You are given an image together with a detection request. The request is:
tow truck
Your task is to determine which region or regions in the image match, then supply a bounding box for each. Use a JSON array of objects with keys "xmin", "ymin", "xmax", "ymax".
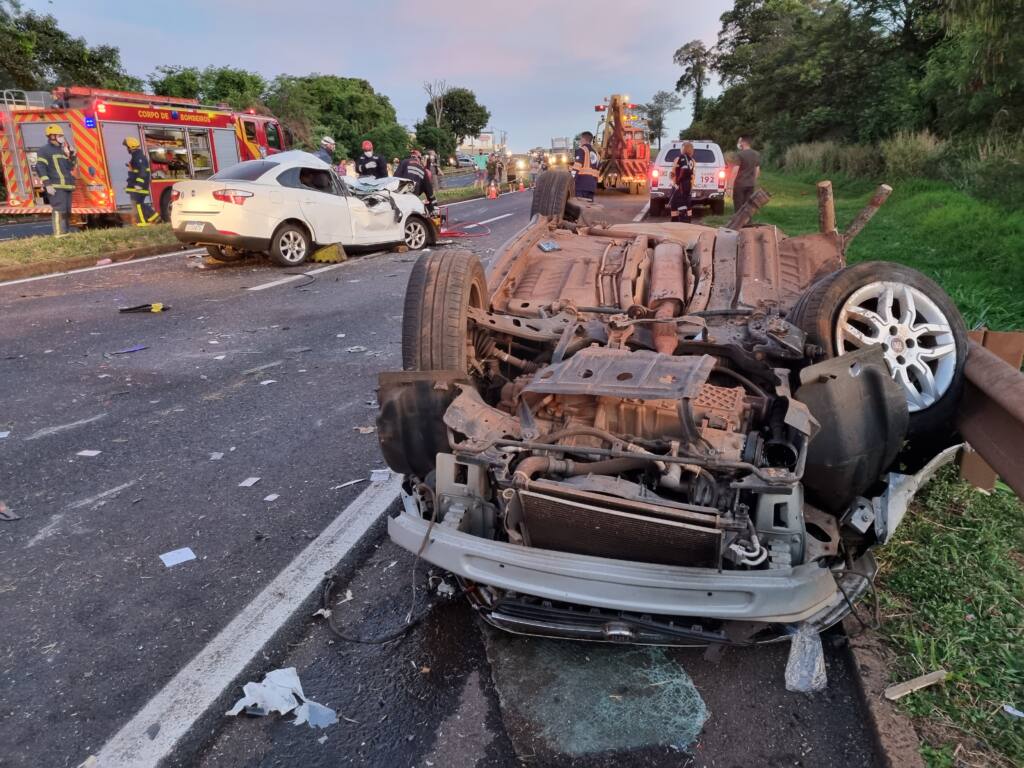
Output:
[{"xmin": 594, "ymin": 93, "xmax": 650, "ymax": 195}]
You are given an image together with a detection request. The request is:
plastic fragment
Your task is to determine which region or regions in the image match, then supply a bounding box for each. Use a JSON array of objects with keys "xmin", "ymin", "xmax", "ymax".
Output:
[
  {"xmin": 225, "ymin": 667, "xmax": 336, "ymax": 730},
  {"xmin": 331, "ymin": 478, "xmax": 365, "ymax": 490},
  {"xmin": 354, "ymin": 426, "xmax": 375, "ymax": 434},
  {"xmin": 159, "ymin": 547, "xmax": 196, "ymax": 568},
  {"xmin": 259, "ymin": 379, "xmax": 277, "ymax": 386},
  {"xmin": 884, "ymin": 670, "xmax": 948, "ymax": 701},
  {"xmin": 0, "ymin": 502, "xmax": 20, "ymax": 521},
  {"xmin": 263, "ymin": 494, "xmax": 279, "ymax": 502},
  {"xmin": 210, "ymin": 452, "xmax": 223, "ymax": 461},
  {"xmin": 346, "ymin": 345, "xmax": 367, "ymax": 353},
  {"xmin": 1003, "ymin": 704, "xmax": 1024, "ymax": 719},
  {"xmin": 370, "ymin": 468, "xmax": 390, "ymax": 484},
  {"xmin": 0, "ymin": 431, "xmax": 10, "ymax": 438},
  {"xmin": 76, "ymin": 449, "xmax": 102, "ymax": 457},
  {"xmin": 111, "ymin": 344, "xmax": 147, "ymax": 355},
  {"xmin": 784, "ymin": 624, "xmax": 827, "ymax": 693},
  {"xmin": 239, "ymin": 477, "xmax": 261, "ymax": 487}
]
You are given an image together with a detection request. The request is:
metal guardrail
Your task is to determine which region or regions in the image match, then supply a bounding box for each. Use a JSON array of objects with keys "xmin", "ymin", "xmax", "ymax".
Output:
[{"xmin": 956, "ymin": 340, "xmax": 1024, "ymax": 498}]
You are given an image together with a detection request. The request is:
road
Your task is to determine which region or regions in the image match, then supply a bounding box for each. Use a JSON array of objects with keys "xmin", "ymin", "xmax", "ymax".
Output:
[
  {"xmin": 0, "ymin": 188, "xmax": 878, "ymax": 768},
  {"xmin": 0, "ymin": 218, "xmax": 53, "ymax": 241}
]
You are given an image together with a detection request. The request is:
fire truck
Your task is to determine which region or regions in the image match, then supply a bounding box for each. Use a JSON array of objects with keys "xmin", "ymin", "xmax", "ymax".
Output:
[
  {"xmin": 593, "ymin": 93, "xmax": 651, "ymax": 194},
  {"xmin": 0, "ymin": 86, "xmax": 286, "ymax": 225}
]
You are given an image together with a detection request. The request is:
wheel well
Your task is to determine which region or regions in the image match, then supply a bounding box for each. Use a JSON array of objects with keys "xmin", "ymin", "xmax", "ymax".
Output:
[{"xmin": 274, "ymin": 218, "xmax": 312, "ymax": 243}]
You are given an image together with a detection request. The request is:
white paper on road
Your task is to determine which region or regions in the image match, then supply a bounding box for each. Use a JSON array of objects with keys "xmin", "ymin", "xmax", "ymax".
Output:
[
  {"xmin": 226, "ymin": 666, "xmax": 337, "ymax": 729},
  {"xmin": 159, "ymin": 547, "xmax": 196, "ymax": 568}
]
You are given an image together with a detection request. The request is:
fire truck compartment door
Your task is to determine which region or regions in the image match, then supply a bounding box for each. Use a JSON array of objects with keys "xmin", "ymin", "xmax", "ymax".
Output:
[
  {"xmin": 101, "ymin": 123, "xmax": 143, "ymax": 208},
  {"xmin": 212, "ymin": 129, "xmax": 240, "ymax": 171}
]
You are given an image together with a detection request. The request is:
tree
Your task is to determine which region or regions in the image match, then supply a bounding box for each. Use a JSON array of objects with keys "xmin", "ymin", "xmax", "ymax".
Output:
[
  {"xmin": 149, "ymin": 66, "xmax": 265, "ymax": 109},
  {"xmin": 673, "ymin": 41, "xmax": 712, "ymax": 121},
  {"xmin": 423, "ymin": 80, "xmax": 448, "ymax": 129},
  {"xmin": 639, "ymin": 90, "xmax": 682, "ymax": 148},
  {"xmin": 414, "ymin": 120, "xmax": 456, "ymax": 160},
  {"xmin": 426, "ymin": 87, "xmax": 490, "ymax": 144},
  {"xmin": 264, "ymin": 74, "xmax": 409, "ymax": 160},
  {"xmin": 0, "ymin": 2, "xmax": 140, "ymax": 91}
]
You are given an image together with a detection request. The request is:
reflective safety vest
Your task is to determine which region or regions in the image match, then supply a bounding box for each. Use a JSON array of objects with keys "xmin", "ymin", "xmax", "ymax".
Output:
[
  {"xmin": 125, "ymin": 148, "xmax": 152, "ymax": 195},
  {"xmin": 572, "ymin": 143, "xmax": 600, "ymax": 178},
  {"xmin": 35, "ymin": 142, "xmax": 77, "ymax": 190}
]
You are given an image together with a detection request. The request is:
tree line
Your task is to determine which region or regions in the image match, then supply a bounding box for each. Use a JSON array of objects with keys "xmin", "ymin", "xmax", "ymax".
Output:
[
  {"xmin": 0, "ymin": 1, "xmax": 490, "ymax": 163},
  {"xmin": 669, "ymin": 0, "xmax": 1023, "ymax": 155}
]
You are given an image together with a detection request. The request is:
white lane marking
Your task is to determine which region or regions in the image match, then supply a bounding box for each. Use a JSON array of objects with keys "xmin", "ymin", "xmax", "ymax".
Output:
[
  {"xmin": 462, "ymin": 213, "xmax": 514, "ymax": 230},
  {"xmin": 93, "ymin": 475, "xmax": 401, "ymax": 768},
  {"xmin": 245, "ymin": 252, "xmax": 385, "ymax": 292},
  {"xmin": 24, "ymin": 514, "xmax": 65, "ymax": 548},
  {"xmin": 24, "ymin": 413, "xmax": 106, "ymax": 441},
  {"xmin": 0, "ymin": 249, "xmax": 205, "ymax": 288},
  {"xmin": 633, "ymin": 202, "xmax": 651, "ymax": 222},
  {"xmin": 442, "ymin": 189, "xmax": 519, "ymax": 208}
]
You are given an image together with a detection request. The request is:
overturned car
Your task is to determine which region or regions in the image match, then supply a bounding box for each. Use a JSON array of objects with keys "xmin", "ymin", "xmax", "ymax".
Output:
[{"xmin": 377, "ymin": 179, "xmax": 967, "ymax": 646}]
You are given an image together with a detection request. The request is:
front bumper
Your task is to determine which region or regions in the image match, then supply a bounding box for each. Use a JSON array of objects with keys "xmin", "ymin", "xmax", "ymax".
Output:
[{"xmin": 389, "ymin": 496, "xmax": 842, "ymax": 624}]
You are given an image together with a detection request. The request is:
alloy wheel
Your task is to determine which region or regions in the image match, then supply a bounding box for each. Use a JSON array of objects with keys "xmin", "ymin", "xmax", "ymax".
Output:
[
  {"xmin": 278, "ymin": 230, "xmax": 307, "ymax": 263},
  {"xmin": 835, "ymin": 281, "xmax": 957, "ymax": 412},
  {"xmin": 404, "ymin": 220, "xmax": 427, "ymax": 250}
]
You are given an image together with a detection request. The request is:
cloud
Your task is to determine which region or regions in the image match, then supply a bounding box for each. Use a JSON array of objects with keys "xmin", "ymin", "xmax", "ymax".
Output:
[{"xmin": 33, "ymin": 0, "xmax": 731, "ymax": 148}]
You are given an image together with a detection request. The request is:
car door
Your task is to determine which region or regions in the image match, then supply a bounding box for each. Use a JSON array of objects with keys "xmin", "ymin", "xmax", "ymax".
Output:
[
  {"xmin": 346, "ymin": 187, "xmax": 402, "ymax": 245},
  {"xmin": 281, "ymin": 166, "xmax": 352, "ymax": 244}
]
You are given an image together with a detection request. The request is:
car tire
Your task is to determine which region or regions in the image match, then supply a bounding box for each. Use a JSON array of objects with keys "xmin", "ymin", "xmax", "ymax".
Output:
[
  {"xmin": 403, "ymin": 216, "xmax": 431, "ymax": 250},
  {"xmin": 269, "ymin": 223, "xmax": 310, "ymax": 266},
  {"xmin": 649, "ymin": 198, "xmax": 665, "ymax": 218},
  {"xmin": 711, "ymin": 199, "xmax": 725, "ymax": 216},
  {"xmin": 530, "ymin": 170, "xmax": 572, "ymax": 219},
  {"xmin": 402, "ymin": 249, "xmax": 487, "ymax": 372},
  {"xmin": 159, "ymin": 189, "xmax": 173, "ymax": 223},
  {"xmin": 789, "ymin": 261, "xmax": 967, "ymax": 437}
]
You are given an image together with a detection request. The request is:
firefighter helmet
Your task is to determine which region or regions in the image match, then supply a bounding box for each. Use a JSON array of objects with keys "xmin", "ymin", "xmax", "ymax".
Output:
[
  {"xmin": 321, "ymin": 136, "xmax": 336, "ymax": 148},
  {"xmin": 361, "ymin": 140, "xmax": 373, "ymax": 151},
  {"xmin": 44, "ymin": 124, "xmax": 64, "ymax": 137},
  {"xmin": 123, "ymin": 136, "xmax": 141, "ymax": 150}
]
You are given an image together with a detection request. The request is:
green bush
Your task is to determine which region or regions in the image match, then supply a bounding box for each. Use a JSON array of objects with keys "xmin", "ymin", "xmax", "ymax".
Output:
[
  {"xmin": 960, "ymin": 132, "xmax": 1024, "ymax": 209},
  {"xmin": 880, "ymin": 130, "xmax": 946, "ymax": 179},
  {"xmin": 834, "ymin": 144, "xmax": 883, "ymax": 177},
  {"xmin": 781, "ymin": 141, "xmax": 837, "ymax": 173}
]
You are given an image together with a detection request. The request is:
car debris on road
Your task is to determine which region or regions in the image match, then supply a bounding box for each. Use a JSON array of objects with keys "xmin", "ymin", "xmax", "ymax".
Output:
[
  {"xmin": 226, "ymin": 667, "xmax": 337, "ymax": 730},
  {"xmin": 377, "ymin": 174, "xmax": 970, "ymax": 677}
]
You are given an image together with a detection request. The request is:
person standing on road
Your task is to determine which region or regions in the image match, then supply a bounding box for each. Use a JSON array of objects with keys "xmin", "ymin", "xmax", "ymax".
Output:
[
  {"xmin": 123, "ymin": 136, "xmax": 160, "ymax": 226},
  {"xmin": 394, "ymin": 149, "xmax": 437, "ymax": 212},
  {"xmin": 355, "ymin": 140, "xmax": 387, "ymax": 179},
  {"xmin": 669, "ymin": 141, "xmax": 696, "ymax": 223},
  {"xmin": 529, "ymin": 154, "xmax": 541, "ymax": 187},
  {"xmin": 425, "ymin": 150, "xmax": 444, "ymax": 190},
  {"xmin": 35, "ymin": 124, "xmax": 77, "ymax": 236},
  {"xmin": 733, "ymin": 136, "xmax": 761, "ymax": 212},
  {"xmin": 314, "ymin": 136, "xmax": 335, "ymax": 165},
  {"xmin": 571, "ymin": 131, "xmax": 600, "ymax": 201}
]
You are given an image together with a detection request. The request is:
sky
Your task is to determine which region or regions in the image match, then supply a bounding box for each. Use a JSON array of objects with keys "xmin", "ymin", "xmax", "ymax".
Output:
[{"xmin": 27, "ymin": 0, "xmax": 732, "ymax": 151}]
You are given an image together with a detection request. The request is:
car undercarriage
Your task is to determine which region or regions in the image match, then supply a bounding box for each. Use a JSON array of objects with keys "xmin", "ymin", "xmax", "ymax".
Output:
[{"xmin": 377, "ymin": 179, "xmax": 968, "ymax": 653}]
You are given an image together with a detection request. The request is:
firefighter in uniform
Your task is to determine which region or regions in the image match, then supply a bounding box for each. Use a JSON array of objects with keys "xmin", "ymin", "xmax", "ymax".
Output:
[
  {"xmin": 123, "ymin": 137, "xmax": 160, "ymax": 226},
  {"xmin": 35, "ymin": 124, "xmax": 77, "ymax": 236},
  {"xmin": 355, "ymin": 140, "xmax": 387, "ymax": 179},
  {"xmin": 394, "ymin": 149, "xmax": 437, "ymax": 212},
  {"xmin": 669, "ymin": 142, "xmax": 696, "ymax": 223},
  {"xmin": 571, "ymin": 130, "xmax": 600, "ymax": 201}
]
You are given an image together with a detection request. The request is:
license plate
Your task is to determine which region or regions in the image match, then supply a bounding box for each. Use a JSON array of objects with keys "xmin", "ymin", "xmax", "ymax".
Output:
[
  {"xmin": 185, "ymin": 222, "xmax": 204, "ymax": 233},
  {"xmin": 697, "ymin": 174, "xmax": 717, "ymax": 187}
]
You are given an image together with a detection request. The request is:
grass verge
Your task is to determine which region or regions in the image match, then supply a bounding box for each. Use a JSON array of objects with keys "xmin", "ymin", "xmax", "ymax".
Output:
[
  {"xmin": 701, "ymin": 170, "xmax": 1024, "ymax": 330},
  {"xmin": 876, "ymin": 471, "xmax": 1024, "ymax": 767},
  {"xmin": 437, "ymin": 186, "xmax": 486, "ymax": 204},
  {"xmin": 0, "ymin": 223, "xmax": 176, "ymax": 268}
]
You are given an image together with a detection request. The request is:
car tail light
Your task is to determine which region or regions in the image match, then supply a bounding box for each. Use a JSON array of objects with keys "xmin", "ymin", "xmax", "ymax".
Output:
[
  {"xmin": 212, "ymin": 188, "xmax": 253, "ymax": 205},
  {"xmin": 170, "ymin": 189, "xmax": 181, "ymax": 202},
  {"xmin": 651, "ymin": 167, "xmax": 660, "ymax": 183},
  {"xmin": 718, "ymin": 169, "xmax": 726, "ymax": 189}
]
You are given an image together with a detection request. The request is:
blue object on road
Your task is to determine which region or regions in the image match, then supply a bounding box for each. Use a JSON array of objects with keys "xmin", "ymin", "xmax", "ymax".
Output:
[
  {"xmin": 538, "ymin": 240, "xmax": 561, "ymax": 252},
  {"xmin": 111, "ymin": 344, "xmax": 148, "ymax": 354}
]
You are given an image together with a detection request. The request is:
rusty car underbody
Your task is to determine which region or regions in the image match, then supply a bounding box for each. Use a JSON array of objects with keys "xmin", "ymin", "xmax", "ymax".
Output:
[{"xmin": 377, "ymin": 184, "xmax": 968, "ymax": 648}]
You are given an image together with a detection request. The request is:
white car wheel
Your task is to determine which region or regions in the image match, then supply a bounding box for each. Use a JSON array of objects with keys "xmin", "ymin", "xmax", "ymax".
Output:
[
  {"xmin": 404, "ymin": 219, "xmax": 428, "ymax": 250},
  {"xmin": 835, "ymin": 281, "xmax": 958, "ymax": 412},
  {"xmin": 271, "ymin": 225, "xmax": 310, "ymax": 266}
]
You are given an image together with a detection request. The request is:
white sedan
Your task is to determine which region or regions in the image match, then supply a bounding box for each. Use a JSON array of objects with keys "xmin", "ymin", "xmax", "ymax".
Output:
[{"xmin": 170, "ymin": 150, "xmax": 436, "ymax": 265}]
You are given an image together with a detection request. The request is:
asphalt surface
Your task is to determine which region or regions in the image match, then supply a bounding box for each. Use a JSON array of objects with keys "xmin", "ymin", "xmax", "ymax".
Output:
[
  {"xmin": 0, "ymin": 188, "xmax": 879, "ymax": 768},
  {"xmin": 0, "ymin": 218, "xmax": 54, "ymax": 241}
]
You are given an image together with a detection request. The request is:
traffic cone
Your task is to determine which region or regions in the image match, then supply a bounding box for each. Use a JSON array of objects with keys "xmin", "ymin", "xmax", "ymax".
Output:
[
  {"xmin": 518, "ymin": 180, "xmax": 525, "ymax": 192},
  {"xmin": 487, "ymin": 181, "xmax": 497, "ymax": 200}
]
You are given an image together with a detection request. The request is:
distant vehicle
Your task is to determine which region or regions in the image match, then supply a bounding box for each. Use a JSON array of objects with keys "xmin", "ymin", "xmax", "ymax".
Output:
[
  {"xmin": 456, "ymin": 155, "xmax": 476, "ymax": 168},
  {"xmin": 649, "ymin": 140, "xmax": 727, "ymax": 217},
  {"xmin": 170, "ymin": 150, "xmax": 435, "ymax": 265},
  {"xmin": 546, "ymin": 138, "xmax": 571, "ymax": 169},
  {"xmin": 593, "ymin": 94, "xmax": 650, "ymax": 194}
]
